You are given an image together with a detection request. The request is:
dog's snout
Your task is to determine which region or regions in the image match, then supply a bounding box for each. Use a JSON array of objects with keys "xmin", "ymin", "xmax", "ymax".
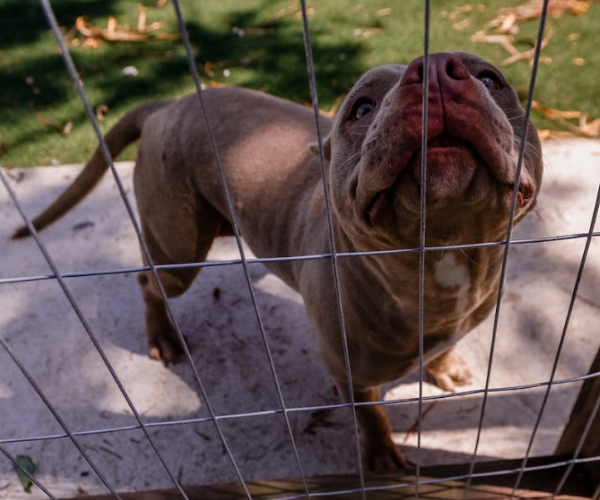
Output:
[{"xmin": 400, "ymin": 52, "xmax": 470, "ymax": 94}]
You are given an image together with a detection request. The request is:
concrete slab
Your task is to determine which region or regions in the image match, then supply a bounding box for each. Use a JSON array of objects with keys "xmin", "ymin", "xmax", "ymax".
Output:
[{"xmin": 0, "ymin": 138, "xmax": 599, "ymax": 499}]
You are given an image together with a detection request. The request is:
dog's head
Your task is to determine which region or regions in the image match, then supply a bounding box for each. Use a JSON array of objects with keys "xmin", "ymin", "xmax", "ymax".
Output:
[{"xmin": 316, "ymin": 52, "xmax": 543, "ymax": 249}]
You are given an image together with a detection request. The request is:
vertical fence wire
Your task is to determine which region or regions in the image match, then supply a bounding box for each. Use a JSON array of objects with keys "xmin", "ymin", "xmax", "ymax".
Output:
[
  {"xmin": 298, "ymin": 1, "xmax": 366, "ymax": 497},
  {"xmin": 416, "ymin": 0, "xmax": 431, "ymax": 496},
  {"xmin": 170, "ymin": 0, "xmax": 312, "ymax": 497},
  {"xmin": 463, "ymin": 0, "xmax": 550, "ymax": 496},
  {"xmin": 33, "ymin": 0, "xmax": 253, "ymax": 498},
  {"xmin": 0, "ymin": 444, "xmax": 57, "ymax": 500}
]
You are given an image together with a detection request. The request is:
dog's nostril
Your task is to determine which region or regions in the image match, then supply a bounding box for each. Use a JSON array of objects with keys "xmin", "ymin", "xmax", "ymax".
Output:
[{"xmin": 444, "ymin": 58, "xmax": 469, "ymax": 80}]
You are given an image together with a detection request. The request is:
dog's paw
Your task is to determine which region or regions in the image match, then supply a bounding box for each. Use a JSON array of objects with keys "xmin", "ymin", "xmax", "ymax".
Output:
[
  {"xmin": 426, "ymin": 349, "xmax": 473, "ymax": 392},
  {"xmin": 366, "ymin": 438, "xmax": 412, "ymax": 471},
  {"xmin": 148, "ymin": 334, "xmax": 186, "ymax": 366}
]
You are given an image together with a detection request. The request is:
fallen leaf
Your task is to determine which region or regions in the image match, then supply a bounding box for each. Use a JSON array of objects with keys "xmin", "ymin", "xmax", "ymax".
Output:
[
  {"xmin": 62, "ymin": 121, "xmax": 73, "ymax": 134},
  {"xmin": 453, "ymin": 18, "xmax": 472, "ymax": 30},
  {"xmin": 533, "ymin": 101, "xmax": 600, "ymax": 139},
  {"xmin": 29, "ymin": 103, "xmax": 63, "ymax": 132},
  {"xmin": 13, "ymin": 455, "xmax": 36, "ymax": 493},
  {"xmin": 137, "ymin": 4, "xmax": 147, "ymax": 32},
  {"xmin": 268, "ymin": 2, "xmax": 300, "ymax": 21},
  {"xmin": 95, "ymin": 104, "xmax": 109, "ymax": 120},
  {"xmin": 72, "ymin": 12, "xmax": 178, "ymax": 47},
  {"xmin": 375, "ymin": 8, "xmax": 392, "ymax": 17},
  {"xmin": 532, "ymin": 100, "xmax": 581, "ymax": 120},
  {"xmin": 572, "ymin": 57, "xmax": 585, "ymax": 65},
  {"xmin": 472, "ymin": 0, "xmax": 595, "ymax": 64}
]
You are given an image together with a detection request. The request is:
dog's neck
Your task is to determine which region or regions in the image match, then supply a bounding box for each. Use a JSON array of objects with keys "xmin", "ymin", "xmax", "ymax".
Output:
[{"xmin": 336, "ymin": 237, "xmax": 504, "ymax": 343}]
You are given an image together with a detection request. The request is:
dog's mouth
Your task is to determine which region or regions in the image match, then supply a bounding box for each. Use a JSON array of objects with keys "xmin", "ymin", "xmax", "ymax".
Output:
[
  {"xmin": 365, "ymin": 134, "xmax": 475, "ymax": 226},
  {"xmin": 363, "ymin": 134, "xmax": 535, "ymax": 227},
  {"xmin": 427, "ymin": 134, "xmax": 468, "ymax": 150}
]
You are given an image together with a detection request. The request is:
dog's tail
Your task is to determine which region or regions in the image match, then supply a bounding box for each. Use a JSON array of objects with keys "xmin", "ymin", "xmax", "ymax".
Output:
[{"xmin": 12, "ymin": 99, "xmax": 173, "ymax": 239}]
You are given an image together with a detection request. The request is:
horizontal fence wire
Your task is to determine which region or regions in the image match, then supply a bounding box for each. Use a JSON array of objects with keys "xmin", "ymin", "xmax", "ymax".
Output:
[
  {"xmin": 2, "ymin": 231, "xmax": 598, "ymax": 286},
  {"xmin": 0, "ymin": 0, "xmax": 599, "ymax": 497},
  {"xmin": 2, "ymin": 369, "xmax": 598, "ymax": 446}
]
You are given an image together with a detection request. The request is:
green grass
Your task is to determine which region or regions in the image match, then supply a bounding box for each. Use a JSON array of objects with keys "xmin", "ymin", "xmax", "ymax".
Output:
[{"xmin": 1, "ymin": 0, "xmax": 599, "ymax": 167}]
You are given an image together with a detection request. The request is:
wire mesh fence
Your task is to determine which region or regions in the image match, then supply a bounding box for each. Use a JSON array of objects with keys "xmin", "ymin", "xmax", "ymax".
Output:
[{"xmin": 1, "ymin": 0, "xmax": 599, "ymax": 499}]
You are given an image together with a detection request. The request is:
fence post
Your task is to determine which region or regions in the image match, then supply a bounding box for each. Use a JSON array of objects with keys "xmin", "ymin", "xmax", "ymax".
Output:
[{"xmin": 555, "ymin": 347, "xmax": 600, "ymax": 484}]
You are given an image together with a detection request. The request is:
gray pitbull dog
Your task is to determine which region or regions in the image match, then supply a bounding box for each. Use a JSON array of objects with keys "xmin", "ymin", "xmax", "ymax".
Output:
[{"xmin": 14, "ymin": 52, "xmax": 543, "ymax": 469}]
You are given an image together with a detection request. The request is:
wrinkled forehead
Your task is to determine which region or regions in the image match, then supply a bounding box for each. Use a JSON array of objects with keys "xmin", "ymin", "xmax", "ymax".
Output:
[
  {"xmin": 450, "ymin": 51, "xmax": 505, "ymax": 76},
  {"xmin": 340, "ymin": 52, "xmax": 505, "ymax": 111},
  {"xmin": 343, "ymin": 64, "xmax": 406, "ymax": 103}
]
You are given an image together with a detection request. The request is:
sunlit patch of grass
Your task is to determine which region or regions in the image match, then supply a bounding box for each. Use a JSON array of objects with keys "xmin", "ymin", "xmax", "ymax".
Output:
[{"xmin": 1, "ymin": 0, "xmax": 598, "ymax": 167}]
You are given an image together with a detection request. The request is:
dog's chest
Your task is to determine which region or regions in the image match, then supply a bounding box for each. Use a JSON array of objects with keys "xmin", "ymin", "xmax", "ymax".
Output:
[{"xmin": 432, "ymin": 253, "xmax": 471, "ymax": 315}]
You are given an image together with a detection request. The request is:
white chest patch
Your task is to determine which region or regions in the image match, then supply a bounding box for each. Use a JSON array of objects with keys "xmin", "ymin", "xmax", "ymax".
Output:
[{"xmin": 434, "ymin": 253, "xmax": 471, "ymax": 314}]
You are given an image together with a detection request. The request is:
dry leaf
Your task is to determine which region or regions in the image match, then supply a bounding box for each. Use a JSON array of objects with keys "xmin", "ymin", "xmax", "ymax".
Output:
[
  {"xmin": 533, "ymin": 101, "xmax": 600, "ymax": 139},
  {"xmin": 321, "ymin": 95, "xmax": 345, "ymax": 118},
  {"xmin": 268, "ymin": 1, "xmax": 300, "ymax": 21},
  {"xmin": 375, "ymin": 8, "xmax": 392, "ymax": 17},
  {"xmin": 472, "ymin": 0, "xmax": 596, "ymax": 65},
  {"xmin": 294, "ymin": 6, "xmax": 314, "ymax": 19},
  {"xmin": 95, "ymin": 104, "xmax": 109, "ymax": 120},
  {"xmin": 72, "ymin": 12, "xmax": 178, "ymax": 47},
  {"xmin": 353, "ymin": 28, "xmax": 382, "ymax": 39},
  {"xmin": 532, "ymin": 101, "xmax": 581, "ymax": 120},
  {"xmin": 62, "ymin": 121, "xmax": 73, "ymax": 135},
  {"xmin": 580, "ymin": 118, "xmax": 600, "ymax": 137},
  {"xmin": 204, "ymin": 61, "xmax": 215, "ymax": 78},
  {"xmin": 137, "ymin": 4, "xmax": 147, "ymax": 32},
  {"xmin": 453, "ymin": 18, "xmax": 472, "ymax": 30}
]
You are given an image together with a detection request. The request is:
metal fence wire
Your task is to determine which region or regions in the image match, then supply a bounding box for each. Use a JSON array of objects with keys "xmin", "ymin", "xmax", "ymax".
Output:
[{"xmin": 1, "ymin": 0, "xmax": 599, "ymax": 499}]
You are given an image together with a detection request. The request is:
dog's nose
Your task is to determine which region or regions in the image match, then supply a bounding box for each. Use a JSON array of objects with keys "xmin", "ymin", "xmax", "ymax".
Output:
[{"xmin": 400, "ymin": 52, "xmax": 470, "ymax": 95}]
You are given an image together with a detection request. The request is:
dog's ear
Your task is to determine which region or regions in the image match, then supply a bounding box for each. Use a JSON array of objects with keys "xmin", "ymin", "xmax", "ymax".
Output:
[{"xmin": 309, "ymin": 135, "xmax": 331, "ymax": 162}]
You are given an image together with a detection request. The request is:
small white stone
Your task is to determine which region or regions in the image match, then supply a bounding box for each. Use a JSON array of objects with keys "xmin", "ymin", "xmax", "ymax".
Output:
[{"xmin": 122, "ymin": 66, "xmax": 139, "ymax": 77}]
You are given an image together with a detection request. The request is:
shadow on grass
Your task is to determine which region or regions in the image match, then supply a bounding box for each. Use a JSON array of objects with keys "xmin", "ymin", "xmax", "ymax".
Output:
[{"xmin": 1, "ymin": 0, "xmax": 363, "ymax": 166}]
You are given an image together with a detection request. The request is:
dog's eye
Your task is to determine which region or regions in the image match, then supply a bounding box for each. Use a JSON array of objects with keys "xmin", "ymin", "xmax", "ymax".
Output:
[
  {"xmin": 477, "ymin": 71, "xmax": 501, "ymax": 91},
  {"xmin": 350, "ymin": 98, "xmax": 376, "ymax": 120}
]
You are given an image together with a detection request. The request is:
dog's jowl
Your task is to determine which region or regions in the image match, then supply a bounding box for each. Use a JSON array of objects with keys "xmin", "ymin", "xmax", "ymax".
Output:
[{"xmin": 14, "ymin": 52, "xmax": 543, "ymax": 470}]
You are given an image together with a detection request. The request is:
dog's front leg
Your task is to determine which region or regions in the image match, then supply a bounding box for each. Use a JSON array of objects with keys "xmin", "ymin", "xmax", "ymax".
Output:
[{"xmin": 339, "ymin": 384, "xmax": 410, "ymax": 470}]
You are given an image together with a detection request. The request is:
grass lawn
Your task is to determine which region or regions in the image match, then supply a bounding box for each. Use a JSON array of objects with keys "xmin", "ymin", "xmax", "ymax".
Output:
[{"xmin": 1, "ymin": 0, "xmax": 599, "ymax": 167}]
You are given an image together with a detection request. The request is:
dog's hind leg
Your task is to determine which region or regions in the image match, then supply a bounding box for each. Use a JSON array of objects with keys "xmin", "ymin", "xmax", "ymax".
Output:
[{"xmin": 136, "ymin": 190, "xmax": 226, "ymax": 365}]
